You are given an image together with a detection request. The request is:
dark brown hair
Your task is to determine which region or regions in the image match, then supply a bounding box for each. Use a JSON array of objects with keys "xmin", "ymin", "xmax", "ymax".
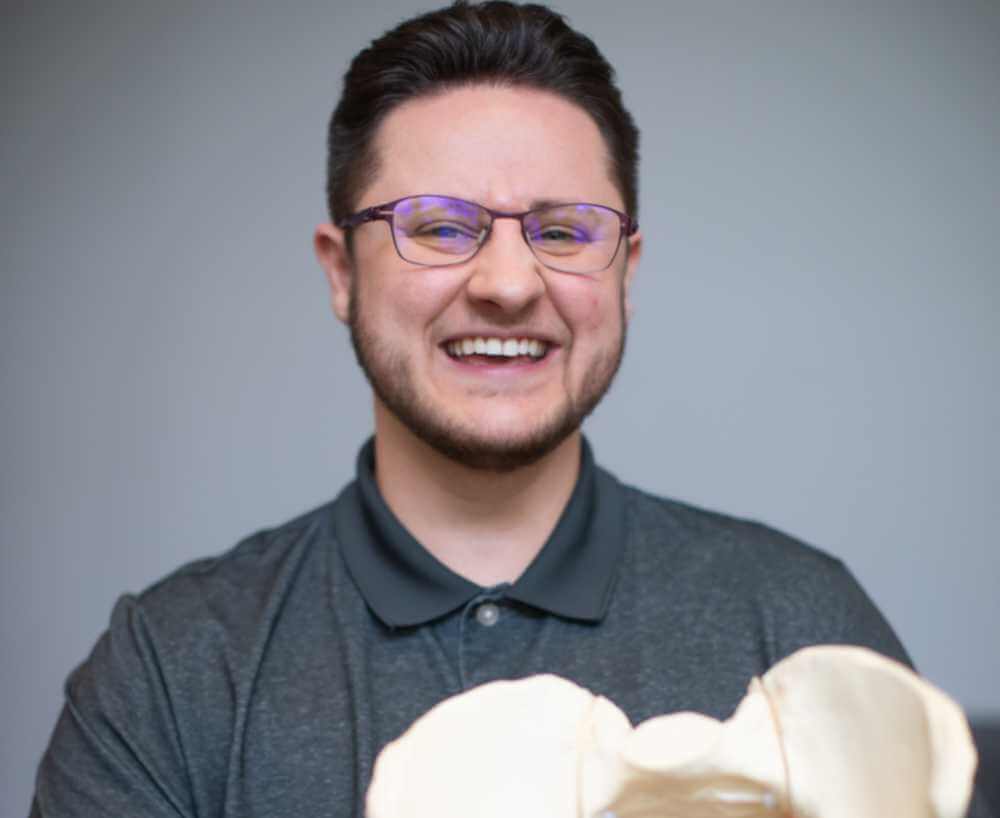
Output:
[{"xmin": 326, "ymin": 1, "xmax": 640, "ymax": 224}]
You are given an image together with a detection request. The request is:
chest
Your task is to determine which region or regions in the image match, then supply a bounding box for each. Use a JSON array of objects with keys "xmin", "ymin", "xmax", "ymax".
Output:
[{"xmin": 222, "ymin": 593, "xmax": 768, "ymax": 818}]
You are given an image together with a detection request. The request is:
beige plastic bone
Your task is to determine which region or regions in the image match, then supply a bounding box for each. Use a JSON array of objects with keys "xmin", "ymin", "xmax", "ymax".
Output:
[
  {"xmin": 365, "ymin": 646, "xmax": 977, "ymax": 818},
  {"xmin": 757, "ymin": 646, "xmax": 977, "ymax": 818}
]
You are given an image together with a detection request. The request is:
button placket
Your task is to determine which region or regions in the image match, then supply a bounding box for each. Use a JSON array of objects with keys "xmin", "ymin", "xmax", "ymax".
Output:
[{"xmin": 457, "ymin": 590, "xmax": 508, "ymax": 689}]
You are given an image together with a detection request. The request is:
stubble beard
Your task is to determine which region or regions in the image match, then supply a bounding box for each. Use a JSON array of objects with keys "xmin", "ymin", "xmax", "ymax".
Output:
[{"xmin": 347, "ymin": 280, "xmax": 627, "ymax": 473}]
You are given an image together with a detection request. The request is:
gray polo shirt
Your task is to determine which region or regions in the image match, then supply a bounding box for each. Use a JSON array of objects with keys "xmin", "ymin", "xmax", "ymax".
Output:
[{"xmin": 32, "ymin": 439, "xmax": 990, "ymax": 818}]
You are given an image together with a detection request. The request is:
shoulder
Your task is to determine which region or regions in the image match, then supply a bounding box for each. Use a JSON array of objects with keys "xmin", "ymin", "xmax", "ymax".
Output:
[
  {"xmin": 619, "ymin": 481, "xmax": 842, "ymax": 578},
  {"xmin": 130, "ymin": 498, "xmax": 341, "ymax": 650},
  {"xmin": 140, "ymin": 500, "xmax": 335, "ymax": 603},
  {"xmin": 615, "ymin": 480, "xmax": 910, "ymax": 665},
  {"xmin": 73, "ymin": 496, "xmax": 344, "ymax": 704}
]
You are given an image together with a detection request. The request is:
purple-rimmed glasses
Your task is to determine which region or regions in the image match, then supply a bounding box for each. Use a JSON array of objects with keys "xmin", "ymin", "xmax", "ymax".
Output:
[{"xmin": 337, "ymin": 194, "xmax": 638, "ymax": 275}]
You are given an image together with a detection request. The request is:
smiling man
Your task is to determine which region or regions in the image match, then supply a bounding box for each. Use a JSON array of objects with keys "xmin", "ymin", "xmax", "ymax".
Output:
[{"xmin": 30, "ymin": 3, "xmax": 992, "ymax": 818}]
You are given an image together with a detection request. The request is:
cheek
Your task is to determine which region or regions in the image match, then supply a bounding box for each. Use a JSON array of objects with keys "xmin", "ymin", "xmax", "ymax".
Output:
[
  {"xmin": 355, "ymin": 231, "xmax": 434, "ymax": 313},
  {"xmin": 359, "ymin": 260, "xmax": 466, "ymax": 333},
  {"xmin": 393, "ymin": 276, "xmax": 432, "ymax": 314},
  {"xmin": 549, "ymin": 277, "xmax": 622, "ymax": 337},
  {"xmin": 580, "ymin": 293, "xmax": 608, "ymax": 332},
  {"xmin": 397, "ymin": 270, "xmax": 469, "ymax": 317}
]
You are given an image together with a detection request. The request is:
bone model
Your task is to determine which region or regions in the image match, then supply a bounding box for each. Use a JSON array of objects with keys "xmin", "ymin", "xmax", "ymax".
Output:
[{"xmin": 366, "ymin": 645, "xmax": 977, "ymax": 818}]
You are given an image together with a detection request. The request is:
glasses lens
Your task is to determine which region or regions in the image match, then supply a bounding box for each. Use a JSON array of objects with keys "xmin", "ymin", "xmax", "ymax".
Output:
[
  {"xmin": 392, "ymin": 196, "xmax": 490, "ymax": 265},
  {"xmin": 524, "ymin": 204, "xmax": 622, "ymax": 273}
]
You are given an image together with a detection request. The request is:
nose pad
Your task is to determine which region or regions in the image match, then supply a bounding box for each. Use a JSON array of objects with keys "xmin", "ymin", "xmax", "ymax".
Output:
[{"xmin": 465, "ymin": 219, "xmax": 545, "ymax": 312}]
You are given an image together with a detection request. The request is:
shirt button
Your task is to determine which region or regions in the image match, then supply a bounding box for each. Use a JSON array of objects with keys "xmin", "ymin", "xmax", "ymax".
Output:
[{"xmin": 475, "ymin": 602, "xmax": 500, "ymax": 627}]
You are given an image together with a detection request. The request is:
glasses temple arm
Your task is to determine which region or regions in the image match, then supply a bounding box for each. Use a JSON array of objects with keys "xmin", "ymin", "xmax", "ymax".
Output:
[{"xmin": 336, "ymin": 206, "xmax": 393, "ymax": 229}]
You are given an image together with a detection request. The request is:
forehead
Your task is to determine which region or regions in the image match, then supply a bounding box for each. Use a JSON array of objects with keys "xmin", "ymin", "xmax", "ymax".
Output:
[{"xmin": 364, "ymin": 85, "xmax": 622, "ymax": 211}]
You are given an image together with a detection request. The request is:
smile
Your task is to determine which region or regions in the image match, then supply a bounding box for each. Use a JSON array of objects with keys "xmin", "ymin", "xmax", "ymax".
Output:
[{"xmin": 444, "ymin": 337, "xmax": 550, "ymax": 361}]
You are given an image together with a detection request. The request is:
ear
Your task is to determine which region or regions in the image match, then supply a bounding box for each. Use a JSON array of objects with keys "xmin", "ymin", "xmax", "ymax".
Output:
[
  {"xmin": 623, "ymin": 230, "xmax": 642, "ymax": 321},
  {"xmin": 314, "ymin": 222, "xmax": 353, "ymax": 324}
]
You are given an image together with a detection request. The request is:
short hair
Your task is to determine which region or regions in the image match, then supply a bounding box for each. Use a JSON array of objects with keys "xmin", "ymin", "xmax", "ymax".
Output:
[{"xmin": 326, "ymin": 0, "xmax": 640, "ymax": 226}]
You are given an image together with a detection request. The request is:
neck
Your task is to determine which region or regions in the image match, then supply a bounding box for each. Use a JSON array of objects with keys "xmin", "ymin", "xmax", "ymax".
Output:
[{"xmin": 372, "ymin": 402, "xmax": 581, "ymax": 587}]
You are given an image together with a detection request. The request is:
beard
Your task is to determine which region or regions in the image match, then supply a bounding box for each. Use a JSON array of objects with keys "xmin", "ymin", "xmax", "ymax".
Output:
[{"xmin": 347, "ymin": 280, "xmax": 627, "ymax": 473}]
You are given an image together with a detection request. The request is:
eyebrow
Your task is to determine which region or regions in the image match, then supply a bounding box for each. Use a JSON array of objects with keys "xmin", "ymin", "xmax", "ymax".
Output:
[
  {"xmin": 430, "ymin": 195, "xmax": 597, "ymax": 212},
  {"xmin": 527, "ymin": 198, "xmax": 577, "ymax": 210}
]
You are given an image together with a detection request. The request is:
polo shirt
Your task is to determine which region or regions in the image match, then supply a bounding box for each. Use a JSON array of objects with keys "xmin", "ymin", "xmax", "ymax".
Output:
[{"xmin": 34, "ymin": 438, "xmax": 990, "ymax": 818}]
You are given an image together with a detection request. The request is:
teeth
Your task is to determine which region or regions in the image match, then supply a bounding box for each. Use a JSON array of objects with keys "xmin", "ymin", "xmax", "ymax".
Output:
[{"xmin": 446, "ymin": 337, "xmax": 549, "ymax": 359}]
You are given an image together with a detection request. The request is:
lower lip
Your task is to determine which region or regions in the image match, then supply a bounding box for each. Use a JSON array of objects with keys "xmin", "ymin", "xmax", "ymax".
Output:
[{"xmin": 441, "ymin": 347, "xmax": 558, "ymax": 376}]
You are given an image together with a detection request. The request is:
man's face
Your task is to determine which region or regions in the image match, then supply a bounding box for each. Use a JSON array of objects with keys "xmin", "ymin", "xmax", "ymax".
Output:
[{"xmin": 319, "ymin": 85, "xmax": 641, "ymax": 470}]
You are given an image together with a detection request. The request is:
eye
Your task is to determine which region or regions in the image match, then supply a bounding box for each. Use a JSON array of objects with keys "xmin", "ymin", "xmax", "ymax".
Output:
[
  {"xmin": 529, "ymin": 224, "xmax": 590, "ymax": 245},
  {"xmin": 411, "ymin": 221, "xmax": 480, "ymax": 240}
]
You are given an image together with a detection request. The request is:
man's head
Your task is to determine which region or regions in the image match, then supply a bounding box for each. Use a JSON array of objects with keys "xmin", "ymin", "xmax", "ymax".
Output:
[{"xmin": 316, "ymin": 2, "xmax": 642, "ymax": 471}]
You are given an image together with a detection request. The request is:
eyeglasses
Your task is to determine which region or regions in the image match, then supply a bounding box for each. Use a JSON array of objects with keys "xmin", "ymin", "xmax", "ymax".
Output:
[{"xmin": 337, "ymin": 194, "xmax": 638, "ymax": 275}]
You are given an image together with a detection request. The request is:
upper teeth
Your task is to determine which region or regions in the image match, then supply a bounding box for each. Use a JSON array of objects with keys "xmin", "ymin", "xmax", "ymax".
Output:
[{"xmin": 446, "ymin": 337, "xmax": 548, "ymax": 358}]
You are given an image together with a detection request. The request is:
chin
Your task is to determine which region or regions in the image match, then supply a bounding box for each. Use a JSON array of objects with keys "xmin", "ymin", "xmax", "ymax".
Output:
[
  {"xmin": 392, "ymin": 401, "xmax": 581, "ymax": 472},
  {"xmin": 354, "ymin": 352, "xmax": 622, "ymax": 471}
]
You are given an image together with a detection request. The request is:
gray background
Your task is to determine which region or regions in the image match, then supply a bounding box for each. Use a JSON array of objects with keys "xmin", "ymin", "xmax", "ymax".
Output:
[{"xmin": 3, "ymin": 1, "xmax": 998, "ymax": 814}]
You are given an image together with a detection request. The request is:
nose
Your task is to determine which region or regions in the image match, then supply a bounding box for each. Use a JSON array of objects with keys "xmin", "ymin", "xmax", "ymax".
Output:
[{"xmin": 464, "ymin": 217, "xmax": 546, "ymax": 314}]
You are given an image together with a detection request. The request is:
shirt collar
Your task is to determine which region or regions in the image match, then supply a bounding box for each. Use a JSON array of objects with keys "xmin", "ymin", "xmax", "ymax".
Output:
[{"xmin": 331, "ymin": 436, "xmax": 625, "ymax": 628}]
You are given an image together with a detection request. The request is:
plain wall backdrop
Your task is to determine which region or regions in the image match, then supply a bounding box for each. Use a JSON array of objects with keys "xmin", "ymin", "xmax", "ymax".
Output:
[{"xmin": 3, "ymin": 1, "xmax": 998, "ymax": 814}]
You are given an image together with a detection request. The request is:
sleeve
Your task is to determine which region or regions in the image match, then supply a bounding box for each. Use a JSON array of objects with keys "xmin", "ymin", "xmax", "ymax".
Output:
[
  {"xmin": 968, "ymin": 788, "xmax": 997, "ymax": 818},
  {"xmin": 767, "ymin": 556, "xmax": 913, "ymax": 666},
  {"xmin": 763, "ymin": 554, "xmax": 995, "ymax": 818},
  {"xmin": 31, "ymin": 596, "xmax": 196, "ymax": 818}
]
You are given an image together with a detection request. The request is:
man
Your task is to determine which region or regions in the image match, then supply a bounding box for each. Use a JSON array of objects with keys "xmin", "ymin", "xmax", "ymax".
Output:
[{"xmin": 30, "ymin": 3, "xmax": 992, "ymax": 817}]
